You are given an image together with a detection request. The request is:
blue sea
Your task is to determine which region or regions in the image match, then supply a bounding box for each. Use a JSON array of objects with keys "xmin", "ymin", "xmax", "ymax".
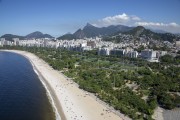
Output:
[{"xmin": 0, "ymin": 51, "xmax": 55, "ymax": 120}]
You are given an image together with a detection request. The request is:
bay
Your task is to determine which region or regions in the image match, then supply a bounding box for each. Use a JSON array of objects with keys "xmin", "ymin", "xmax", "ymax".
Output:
[{"xmin": 0, "ymin": 51, "xmax": 55, "ymax": 120}]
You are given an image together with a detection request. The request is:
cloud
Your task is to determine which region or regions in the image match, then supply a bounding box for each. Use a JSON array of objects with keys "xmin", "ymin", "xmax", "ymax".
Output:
[
  {"xmin": 135, "ymin": 22, "xmax": 179, "ymax": 27},
  {"xmin": 92, "ymin": 13, "xmax": 140, "ymax": 27},
  {"xmin": 135, "ymin": 22, "xmax": 180, "ymax": 33},
  {"xmin": 92, "ymin": 13, "xmax": 180, "ymax": 33},
  {"xmin": 131, "ymin": 15, "xmax": 141, "ymax": 21}
]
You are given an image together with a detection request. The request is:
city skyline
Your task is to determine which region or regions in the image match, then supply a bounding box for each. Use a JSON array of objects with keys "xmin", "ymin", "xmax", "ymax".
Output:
[{"xmin": 0, "ymin": 0, "xmax": 180, "ymax": 37}]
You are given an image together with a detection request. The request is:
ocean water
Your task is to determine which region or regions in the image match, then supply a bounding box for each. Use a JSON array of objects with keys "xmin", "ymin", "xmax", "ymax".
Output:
[{"xmin": 0, "ymin": 51, "xmax": 55, "ymax": 120}]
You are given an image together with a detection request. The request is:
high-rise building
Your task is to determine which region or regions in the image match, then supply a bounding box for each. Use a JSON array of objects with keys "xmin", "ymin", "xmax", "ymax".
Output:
[
  {"xmin": 87, "ymin": 41, "xmax": 96, "ymax": 48},
  {"xmin": 176, "ymin": 41, "xmax": 180, "ymax": 48},
  {"xmin": 126, "ymin": 51, "xmax": 138, "ymax": 58},
  {"xmin": 12, "ymin": 38, "xmax": 20, "ymax": 46},
  {"xmin": 98, "ymin": 48, "xmax": 111, "ymax": 55},
  {"xmin": 110, "ymin": 49, "xmax": 125, "ymax": 56},
  {"xmin": 0, "ymin": 38, "xmax": 5, "ymax": 46},
  {"xmin": 141, "ymin": 49, "xmax": 157, "ymax": 61}
]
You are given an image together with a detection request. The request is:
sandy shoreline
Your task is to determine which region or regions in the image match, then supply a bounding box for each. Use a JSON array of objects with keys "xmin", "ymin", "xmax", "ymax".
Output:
[
  {"xmin": 2, "ymin": 50, "xmax": 128, "ymax": 120},
  {"xmin": 32, "ymin": 63, "xmax": 65, "ymax": 120}
]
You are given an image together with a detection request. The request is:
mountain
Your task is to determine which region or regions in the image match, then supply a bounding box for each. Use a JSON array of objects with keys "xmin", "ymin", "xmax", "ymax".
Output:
[
  {"xmin": 58, "ymin": 33, "xmax": 75, "ymax": 40},
  {"xmin": 0, "ymin": 34, "xmax": 25, "ymax": 41},
  {"xmin": 104, "ymin": 26, "xmax": 179, "ymax": 43},
  {"xmin": 25, "ymin": 31, "xmax": 54, "ymax": 39},
  {"xmin": 125, "ymin": 26, "xmax": 179, "ymax": 42},
  {"xmin": 73, "ymin": 29, "xmax": 86, "ymax": 39},
  {"xmin": 1, "ymin": 31, "xmax": 54, "ymax": 40},
  {"xmin": 58, "ymin": 23, "xmax": 133, "ymax": 40},
  {"xmin": 150, "ymin": 29, "xmax": 168, "ymax": 34},
  {"xmin": 175, "ymin": 33, "xmax": 180, "ymax": 36},
  {"xmin": 124, "ymin": 26, "xmax": 155, "ymax": 37}
]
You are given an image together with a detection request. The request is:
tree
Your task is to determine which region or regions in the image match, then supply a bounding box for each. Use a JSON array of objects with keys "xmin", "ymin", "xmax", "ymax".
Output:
[{"xmin": 160, "ymin": 54, "xmax": 174, "ymax": 63}]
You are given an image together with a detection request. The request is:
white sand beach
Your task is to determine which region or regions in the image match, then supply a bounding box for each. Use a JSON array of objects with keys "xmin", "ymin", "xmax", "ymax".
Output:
[{"xmin": 4, "ymin": 50, "xmax": 128, "ymax": 120}]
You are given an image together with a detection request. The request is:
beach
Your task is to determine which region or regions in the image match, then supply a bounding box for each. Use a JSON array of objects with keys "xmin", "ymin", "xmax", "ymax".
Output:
[{"xmin": 4, "ymin": 50, "xmax": 127, "ymax": 120}]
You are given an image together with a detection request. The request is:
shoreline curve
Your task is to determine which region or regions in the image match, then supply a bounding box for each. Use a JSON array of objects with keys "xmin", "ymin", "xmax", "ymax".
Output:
[
  {"xmin": 1, "ymin": 50, "xmax": 126, "ymax": 120},
  {"xmin": 1, "ymin": 50, "xmax": 65, "ymax": 120}
]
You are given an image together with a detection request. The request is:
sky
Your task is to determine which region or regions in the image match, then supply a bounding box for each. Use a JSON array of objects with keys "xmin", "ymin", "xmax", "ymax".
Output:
[{"xmin": 0, "ymin": 0, "xmax": 180, "ymax": 37}]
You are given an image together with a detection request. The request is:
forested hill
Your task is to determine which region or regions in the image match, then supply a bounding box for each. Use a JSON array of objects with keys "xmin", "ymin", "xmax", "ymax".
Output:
[
  {"xmin": 0, "ymin": 34, "xmax": 25, "ymax": 41},
  {"xmin": 0, "ymin": 31, "xmax": 54, "ymax": 41},
  {"xmin": 103, "ymin": 26, "xmax": 180, "ymax": 43}
]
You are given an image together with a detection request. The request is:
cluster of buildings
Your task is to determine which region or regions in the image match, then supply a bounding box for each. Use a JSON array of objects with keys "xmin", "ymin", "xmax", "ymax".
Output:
[
  {"xmin": 0, "ymin": 37, "xmax": 98, "ymax": 50},
  {"xmin": 98, "ymin": 47, "xmax": 167, "ymax": 62},
  {"xmin": 0, "ymin": 36, "xmax": 177, "ymax": 62},
  {"xmin": 98, "ymin": 47, "xmax": 138, "ymax": 58}
]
